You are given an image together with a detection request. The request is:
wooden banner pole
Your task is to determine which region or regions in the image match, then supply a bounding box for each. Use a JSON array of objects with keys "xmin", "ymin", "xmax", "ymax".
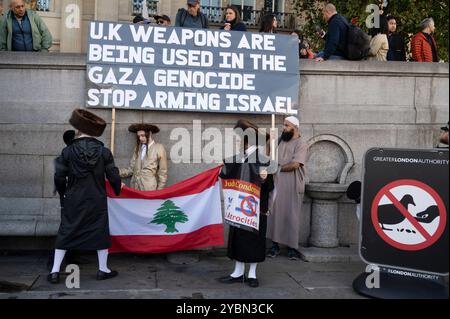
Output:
[
  {"xmin": 110, "ymin": 108, "xmax": 116, "ymax": 155},
  {"xmin": 271, "ymin": 114, "xmax": 276, "ymax": 161}
]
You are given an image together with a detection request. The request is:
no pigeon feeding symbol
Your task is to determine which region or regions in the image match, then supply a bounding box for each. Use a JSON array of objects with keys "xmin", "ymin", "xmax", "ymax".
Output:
[{"xmin": 371, "ymin": 179, "xmax": 446, "ymax": 251}]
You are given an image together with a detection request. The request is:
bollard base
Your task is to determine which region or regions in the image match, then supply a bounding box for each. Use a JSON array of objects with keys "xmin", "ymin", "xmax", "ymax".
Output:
[{"xmin": 353, "ymin": 271, "xmax": 449, "ymax": 299}]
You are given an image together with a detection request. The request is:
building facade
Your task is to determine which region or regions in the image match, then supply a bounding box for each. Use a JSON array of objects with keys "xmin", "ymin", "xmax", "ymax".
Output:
[
  {"xmin": 1, "ymin": 0, "xmax": 297, "ymax": 53},
  {"xmin": 0, "ymin": 53, "xmax": 448, "ymax": 248}
]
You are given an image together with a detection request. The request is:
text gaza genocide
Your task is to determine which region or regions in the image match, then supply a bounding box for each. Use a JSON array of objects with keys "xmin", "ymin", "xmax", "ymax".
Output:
[
  {"xmin": 89, "ymin": 23, "xmax": 277, "ymax": 51},
  {"xmin": 86, "ymin": 22, "xmax": 298, "ymax": 115}
]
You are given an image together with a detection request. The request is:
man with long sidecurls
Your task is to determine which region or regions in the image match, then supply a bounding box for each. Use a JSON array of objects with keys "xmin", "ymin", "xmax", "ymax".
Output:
[{"xmin": 120, "ymin": 123, "xmax": 168, "ymax": 191}]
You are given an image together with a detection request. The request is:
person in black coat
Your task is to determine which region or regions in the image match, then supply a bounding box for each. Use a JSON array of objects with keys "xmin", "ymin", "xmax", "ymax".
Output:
[
  {"xmin": 221, "ymin": 5, "xmax": 247, "ymax": 32},
  {"xmin": 386, "ymin": 16, "xmax": 406, "ymax": 61},
  {"xmin": 218, "ymin": 119, "xmax": 276, "ymax": 288},
  {"xmin": 48, "ymin": 109, "xmax": 122, "ymax": 284},
  {"xmin": 315, "ymin": 4, "xmax": 348, "ymax": 61},
  {"xmin": 47, "ymin": 129, "xmax": 87, "ymax": 271}
]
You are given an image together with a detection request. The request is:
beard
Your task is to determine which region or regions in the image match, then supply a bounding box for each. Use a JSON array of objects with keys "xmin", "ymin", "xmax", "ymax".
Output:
[{"xmin": 281, "ymin": 130, "xmax": 294, "ymax": 142}]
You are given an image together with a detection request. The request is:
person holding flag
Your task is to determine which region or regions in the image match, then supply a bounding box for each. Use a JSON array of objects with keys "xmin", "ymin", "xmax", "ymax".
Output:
[
  {"xmin": 119, "ymin": 123, "xmax": 168, "ymax": 191},
  {"xmin": 218, "ymin": 119, "xmax": 276, "ymax": 288},
  {"xmin": 49, "ymin": 109, "xmax": 122, "ymax": 283},
  {"xmin": 47, "ymin": 129, "xmax": 85, "ymax": 271}
]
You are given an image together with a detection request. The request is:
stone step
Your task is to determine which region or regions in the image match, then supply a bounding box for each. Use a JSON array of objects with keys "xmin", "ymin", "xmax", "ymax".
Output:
[{"xmin": 298, "ymin": 246, "xmax": 361, "ymax": 263}]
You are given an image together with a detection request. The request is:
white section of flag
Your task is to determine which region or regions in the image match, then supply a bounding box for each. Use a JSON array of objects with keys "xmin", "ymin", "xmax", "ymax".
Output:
[{"xmin": 108, "ymin": 181, "xmax": 222, "ymax": 236}]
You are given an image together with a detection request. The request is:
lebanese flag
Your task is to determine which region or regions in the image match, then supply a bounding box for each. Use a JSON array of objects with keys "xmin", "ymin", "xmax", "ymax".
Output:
[{"xmin": 106, "ymin": 166, "xmax": 224, "ymax": 253}]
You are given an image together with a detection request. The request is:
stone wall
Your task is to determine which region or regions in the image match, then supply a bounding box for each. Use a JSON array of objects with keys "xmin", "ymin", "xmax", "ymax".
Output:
[{"xmin": 0, "ymin": 52, "xmax": 448, "ymax": 249}]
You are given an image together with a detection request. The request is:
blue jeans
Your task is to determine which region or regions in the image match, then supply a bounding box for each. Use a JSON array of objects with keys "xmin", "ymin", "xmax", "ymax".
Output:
[{"xmin": 316, "ymin": 51, "xmax": 346, "ymax": 60}]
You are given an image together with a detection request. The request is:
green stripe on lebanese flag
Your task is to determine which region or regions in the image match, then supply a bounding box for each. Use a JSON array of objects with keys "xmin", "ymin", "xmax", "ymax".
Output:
[{"xmin": 106, "ymin": 166, "xmax": 224, "ymax": 253}]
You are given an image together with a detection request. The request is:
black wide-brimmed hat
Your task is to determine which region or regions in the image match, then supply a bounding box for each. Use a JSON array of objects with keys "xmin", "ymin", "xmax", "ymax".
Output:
[
  {"xmin": 69, "ymin": 109, "xmax": 107, "ymax": 137},
  {"xmin": 234, "ymin": 119, "xmax": 270, "ymax": 142},
  {"xmin": 128, "ymin": 123, "xmax": 160, "ymax": 134}
]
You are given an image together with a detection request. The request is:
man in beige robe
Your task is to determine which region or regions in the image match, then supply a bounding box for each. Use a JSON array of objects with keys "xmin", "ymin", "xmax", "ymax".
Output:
[
  {"xmin": 120, "ymin": 124, "xmax": 168, "ymax": 191},
  {"xmin": 267, "ymin": 116, "xmax": 308, "ymax": 260}
]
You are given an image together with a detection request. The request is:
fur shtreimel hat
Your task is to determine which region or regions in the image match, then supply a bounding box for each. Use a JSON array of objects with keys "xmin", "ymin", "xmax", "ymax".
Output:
[
  {"xmin": 69, "ymin": 109, "xmax": 107, "ymax": 137},
  {"xmin": 128, "ymin": 123, "xmax": 160, "ymax": 134}
]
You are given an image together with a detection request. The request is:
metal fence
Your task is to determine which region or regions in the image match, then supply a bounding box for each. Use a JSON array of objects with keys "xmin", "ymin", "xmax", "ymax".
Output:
[
  {"xmin": 132, "ymin": 0, "xmax": 158, "ymax": 16},
  {"xmin": 201, "ymin": 6, "xmax": 296, "ymax": 30}
]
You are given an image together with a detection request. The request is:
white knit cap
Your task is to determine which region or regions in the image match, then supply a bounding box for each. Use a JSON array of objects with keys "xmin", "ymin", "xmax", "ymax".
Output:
[{"xmin": 285, "ymin": 116, "xmax": 299, "ymax": 128}]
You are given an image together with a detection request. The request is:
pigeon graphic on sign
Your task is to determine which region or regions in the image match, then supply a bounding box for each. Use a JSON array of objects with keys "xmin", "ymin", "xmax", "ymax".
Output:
[
  {"xmin": 377, "ymin": 194, "xmax": 416, "ymax": 230},
  {"xmin": 371, "ymin": 179, "xmax": 447, "ymax": 251}
]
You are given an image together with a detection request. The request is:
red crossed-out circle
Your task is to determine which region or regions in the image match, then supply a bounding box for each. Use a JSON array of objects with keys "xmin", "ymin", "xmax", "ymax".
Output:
[
  {"xmin": 240, "ymin": 196, "xmax": 257, "ymax": 217},
  {"xmin": 371, "ymin": 179, "xmax": 447, "ymax": 251}
]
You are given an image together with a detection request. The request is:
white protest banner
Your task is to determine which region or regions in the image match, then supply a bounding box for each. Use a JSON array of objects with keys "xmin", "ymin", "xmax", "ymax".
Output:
[{"xmin": 222, "ymin": 178, "xmax": 261, "ymax": 233}]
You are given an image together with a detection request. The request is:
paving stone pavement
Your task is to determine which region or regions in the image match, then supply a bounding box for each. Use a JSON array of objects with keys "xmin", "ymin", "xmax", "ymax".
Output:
[{"xmin": 0, "ymin": 250, "xmax": 370, "ymax": 299}]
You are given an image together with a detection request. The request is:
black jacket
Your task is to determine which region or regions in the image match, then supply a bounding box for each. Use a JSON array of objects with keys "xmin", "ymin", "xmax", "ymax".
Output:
[
  {"xmin": 387, "ymin": 33, "xmax": 406, "ymax": 61},
  {"xmin": 220, "ymin": 150, "xmax": 276, "ymax": 263},
  {"xmin": 225, "ymin": 174, "xmax": 273, "ymax": 263},
  {"xmin": 323, "ymin": 13, "xmax": 348, "ymax": 59},
  {"xmin": 54, "ymin": 137, "xmax": 121, "ymax": 250},
  {"xmin": 220, "ymin": 20, "xmax": 247, "ymax": 31}
]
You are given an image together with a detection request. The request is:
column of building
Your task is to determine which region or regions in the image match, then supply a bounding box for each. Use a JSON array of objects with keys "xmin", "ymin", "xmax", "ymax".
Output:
[{"xmin": 59, "ymin": 0, "xmax": 83, "ymax": 52}]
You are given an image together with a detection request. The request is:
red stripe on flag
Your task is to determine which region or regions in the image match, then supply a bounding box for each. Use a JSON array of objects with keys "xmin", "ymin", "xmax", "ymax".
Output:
[
  {"xmin": 108, "ymin": 224, "xmax": 224, "ymax": 254},
  {"xmin": 107, "ymin": 166, "xmax": 222, "ymax": 200}
]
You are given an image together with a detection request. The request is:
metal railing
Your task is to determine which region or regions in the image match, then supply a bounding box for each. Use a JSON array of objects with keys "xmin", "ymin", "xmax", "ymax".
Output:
[
  {"xmin": 33, "ymin": 0, "xmax": 50, "ymax": 12},
  {"xmin": 201, "ymin": 6, "xmax": 296, "ymax": 30},
  {"xmin": 132, "ymin": 0, "xmax": 158, "ymax": 16}
]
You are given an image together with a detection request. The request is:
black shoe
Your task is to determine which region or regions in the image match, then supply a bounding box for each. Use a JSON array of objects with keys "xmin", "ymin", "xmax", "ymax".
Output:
[
  {"xmin": 287, "ymin": 248, "xmax": 301, "ymax": 260},
  {"xmin": 96, "ymin": 270, "xmax": 118, "ymax": 281},
  {"xmin": 47, "ymin": 272, "xmax": 60, "ymax": 284},
  {"xmin": 247, "ymin": 278, "xmax": 259, "ymax": 288},
  {"xmin": 217, "ymin": 275, "xmax": 246, "ymax": 284},
  {"xmin": 267, "ymin": 244, "xmax": 280, "ymax": 258}
]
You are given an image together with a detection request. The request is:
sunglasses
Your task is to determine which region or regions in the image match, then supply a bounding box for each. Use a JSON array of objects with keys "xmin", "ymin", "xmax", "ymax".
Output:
[{"xmin": 156, "ymin": 20, "xmax": 166, "ymax": 25}]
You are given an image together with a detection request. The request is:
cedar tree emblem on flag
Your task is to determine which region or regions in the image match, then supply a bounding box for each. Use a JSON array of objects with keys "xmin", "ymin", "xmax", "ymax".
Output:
[{"xmin": 150, "ymin": 200, "xmax": 188, "ymax": 233}]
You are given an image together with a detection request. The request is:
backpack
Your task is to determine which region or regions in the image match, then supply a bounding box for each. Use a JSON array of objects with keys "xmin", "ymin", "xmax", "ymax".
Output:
[
  {"xmin": 345, "ymin": 23, "xmax": 371, "ymax": 60},
  {"xmin": 179, "ymin": 8, "xmax": 208, "ymax": 28}
]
